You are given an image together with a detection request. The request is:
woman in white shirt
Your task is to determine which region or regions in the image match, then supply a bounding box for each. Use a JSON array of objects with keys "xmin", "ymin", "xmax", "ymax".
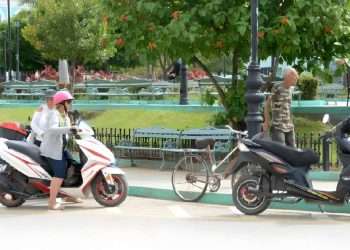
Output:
[
  {"xmin": 40, "ymin": 90, "xmax": 81, "ymax": 210},
  {"xmin": 29, "ymin": 89, "xmax": 56, "ymax": 146}
]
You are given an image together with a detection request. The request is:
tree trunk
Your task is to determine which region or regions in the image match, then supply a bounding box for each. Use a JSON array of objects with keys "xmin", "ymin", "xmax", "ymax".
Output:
[
  {"xmin": 70, "ymin": 60, "xmax": 76, "ymax": 93},
  {"xmin": 158, "ymin": 54, "xmax": 169, "ymax": 80},
  {"xmin": 192, "ymin": 56, "xmax": 227, "ymax": 111},
  {"xmin": 264, "ymin": 54, "xmax": 280, "ymax": 91},
  {"xmin": 231, "ymin": 49, "xmax": 239, "ymax": 87}
]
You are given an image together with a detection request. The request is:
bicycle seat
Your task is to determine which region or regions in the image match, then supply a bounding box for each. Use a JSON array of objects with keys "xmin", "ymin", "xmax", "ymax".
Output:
[{"xmin": 195, "ymin": 138, "xmax": 215, "ymax": 149}]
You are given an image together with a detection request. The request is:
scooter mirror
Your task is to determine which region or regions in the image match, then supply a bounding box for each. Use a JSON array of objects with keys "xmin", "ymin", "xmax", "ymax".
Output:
[{"xmin": 322, "ymin": 114, "xmax": 330, "ymax": 124}]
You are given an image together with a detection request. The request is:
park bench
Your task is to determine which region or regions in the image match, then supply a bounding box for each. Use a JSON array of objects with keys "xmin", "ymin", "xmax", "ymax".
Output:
[
  {"xmin": 114, "ymin": 127, "xmax": 233, "ymax": 170},
  {"xmin": 1, "ymin": 80, "xmax": 57, "ymax": 99},
  {"xmin": 114, "ymin": 127, "xmax": 181, "ymax": 168},
  {"xmin": 319, "ymin": 83, "xmax": 344, "ymax": 99}
]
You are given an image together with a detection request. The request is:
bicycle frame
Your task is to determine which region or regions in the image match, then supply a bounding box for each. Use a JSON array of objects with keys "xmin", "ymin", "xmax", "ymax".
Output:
[{"xmin": 205, "ymin": 125, "xmax": 248, "ymax": 176}]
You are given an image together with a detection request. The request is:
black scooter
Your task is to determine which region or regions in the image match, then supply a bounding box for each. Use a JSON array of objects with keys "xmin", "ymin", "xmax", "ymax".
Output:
[{"xmin": 229, "ymin": 114, "xmax": 350, "ymax": 215}]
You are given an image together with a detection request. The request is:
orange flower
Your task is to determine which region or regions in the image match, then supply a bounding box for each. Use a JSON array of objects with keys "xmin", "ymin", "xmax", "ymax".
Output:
[
  {"xmin": 257, "ymin": 31, "xmax": 265, "ymax": 39},
  {"xmin": 119, "ymin": 15, "xmax": 128, "ymax": 22},
  {"xmin": 324, "ymin": 26, "xmax": 332, "ymax": 33},
  {"xmin": 115, "ymin": 38, "xmax": 125, "ymax": 47},
  {"xmin": 171, "ymin": 11, "xmax": 181, "ymax": 20},
  {"xmin": 214, "ymin": 40, "xmax": 224, "ymax": 49},
  {"xmin": 280, "ymin": 16, "xmax": 289, "ymax": 25},
  {"xmin": 147, "ymin": 42, "xmax": 157, "ymax": 50}
]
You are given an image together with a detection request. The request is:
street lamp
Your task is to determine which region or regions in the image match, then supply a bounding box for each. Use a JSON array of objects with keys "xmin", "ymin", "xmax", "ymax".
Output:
[
  {"xmin": 245, "ymin": 0, "xmax": 265, "ymax": 137},
  {"xmin": 7, "ymin": 0, "xmax": 12, "ymax": 81},
  {"xmin": 2, "ymin": 32, "xmax": 7, "ymax": 81},
  {"xmin": 15, "ymin": 21, "xmax": 20, "ymax": 81},
  {"xmin": 179, "ymin": 59, "xmax": 188, "ymax": 105}
]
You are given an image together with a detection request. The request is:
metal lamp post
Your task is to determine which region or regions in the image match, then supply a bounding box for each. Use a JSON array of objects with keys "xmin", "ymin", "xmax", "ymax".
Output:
[
  {"xmin": 15, "ymin": 21, "xmax": 20, "ymax": 81},
  {"xmin": 179, "ymin": 59, "xmax": 188, "ymax": 105},
  {"xmin": 7, "ymin": 0, "xmax": 12, "ymax": 81},
  {"xmin": 245, "ymin": 0, "xmax": 265, "ymax": 137},
  {"xmin": 2, "ymin": 32, "xmax": 7, "ymax": 81}
]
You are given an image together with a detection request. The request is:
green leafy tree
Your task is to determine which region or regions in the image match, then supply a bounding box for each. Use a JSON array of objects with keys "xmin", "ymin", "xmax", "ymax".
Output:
[
  {"xmin": 22, "ymin": 0, "xmax": 116, "ymax": 82},
  {"xmin": 0, "ymin": 11, "xmax": 53, "ymax": 77},
  {"xmin": 259, "ymin": 0, "xmax": 350, "ymax": 84},
  {"xmin": 102, "ymin": 0, "xmax": 350, "ymax": 127}
]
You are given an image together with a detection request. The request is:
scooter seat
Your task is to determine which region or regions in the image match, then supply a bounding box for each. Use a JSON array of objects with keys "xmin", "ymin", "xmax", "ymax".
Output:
[
  {"xmin": 254, "ymin": 139, "xmax": 319, "ymax": 166},
  {"xmin": 5, "ymin": 140, "xmax": 51, "ymax": 174}
]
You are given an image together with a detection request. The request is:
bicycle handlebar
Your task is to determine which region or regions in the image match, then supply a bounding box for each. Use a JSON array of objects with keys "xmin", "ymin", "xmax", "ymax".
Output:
[{"xmin": 225, "ymin": 125, "xmax": 248, "ymax": 137}]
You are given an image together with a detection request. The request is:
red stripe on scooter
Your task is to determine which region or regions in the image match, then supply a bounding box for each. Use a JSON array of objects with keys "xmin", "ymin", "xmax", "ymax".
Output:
[
  {"xmin": 7, "ymin": 151, "xmax": 43, "ymax": 177},
  {"xmin": 31, "ymin": 181, "xmax": 50, "ymax": 193},
  {"xmin": 31, "ymin": 181, "xmax": 73, "ymax": 199},
  {"xmin": 82, "ymin": 162, "xmax": 99, "ymax": 173},
  {"xmin": 80, "ymin": 146, "xmax": 110, "ymax": 161}
]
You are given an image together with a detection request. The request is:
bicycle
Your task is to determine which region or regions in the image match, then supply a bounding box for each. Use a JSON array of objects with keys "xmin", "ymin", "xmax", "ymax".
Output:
[{"xmin": 171, "ymin": 125, "xmax": 248, "ymax": 202}]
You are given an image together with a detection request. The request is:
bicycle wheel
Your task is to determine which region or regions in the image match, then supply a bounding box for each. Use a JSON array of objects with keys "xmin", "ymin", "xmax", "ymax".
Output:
[{"xmin": 171, "ymin": 154, "xmax": 209, "ymax": 202}]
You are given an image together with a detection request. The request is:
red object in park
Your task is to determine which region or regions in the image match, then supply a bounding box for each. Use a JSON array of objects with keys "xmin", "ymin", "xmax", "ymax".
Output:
[
  {"xmin": 0, "ymin": 122, "xmax": 28, "ymax": 141},
  {"xmin": 188, "ymin": 69, "xmax": 208, "ymax": 80}
]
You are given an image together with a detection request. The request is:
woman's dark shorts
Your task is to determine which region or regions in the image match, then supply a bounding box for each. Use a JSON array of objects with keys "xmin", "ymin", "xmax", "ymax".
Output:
[{"xmin": 45, "ymin": 152, "xmax": 68, "ymax": 179}]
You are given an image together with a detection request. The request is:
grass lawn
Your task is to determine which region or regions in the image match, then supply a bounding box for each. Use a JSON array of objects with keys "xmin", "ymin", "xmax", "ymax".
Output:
[
  {"xmin": 0, "ymin": 108, "xmax": 35, "ymax": 123},
  {"xmin": 0, "ymin": 107, "xmax": 329, "ymax": 134},
  {"xmin": 294, "ymin": 116, "xmax": 329, "ymax": 135},
  {"xmin": 88, "ymin": 109, "xmax": 215, "ymax": 129}
]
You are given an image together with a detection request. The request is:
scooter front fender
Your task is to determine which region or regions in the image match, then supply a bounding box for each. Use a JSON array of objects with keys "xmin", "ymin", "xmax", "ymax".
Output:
[
  {"xmin": 101, "ymin": 167, "xmax": 125, "ymax": 176},
  {"xmin": 81, "ymin": 164, "xmax": 125, "ymax": 195}
]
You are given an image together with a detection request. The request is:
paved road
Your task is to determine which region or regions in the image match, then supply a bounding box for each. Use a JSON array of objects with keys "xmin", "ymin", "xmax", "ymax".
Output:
[{"xmin": 1, "ymin": 197, "xmax": 349, "ymax": 250}]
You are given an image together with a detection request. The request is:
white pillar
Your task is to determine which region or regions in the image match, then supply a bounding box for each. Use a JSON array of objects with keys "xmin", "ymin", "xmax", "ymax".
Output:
[{"xmin": 58, "ymin": 59, "xmax": 70, "ymax": 87}]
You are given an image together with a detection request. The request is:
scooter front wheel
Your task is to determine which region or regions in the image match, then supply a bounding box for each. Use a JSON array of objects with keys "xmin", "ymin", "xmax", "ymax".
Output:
[
  {"xmin": 91, "ymin": 174, "xmax": 128, "ymax": 207},
  {"xmin": 232, "ymin": 175, "xmax": 270, "ymax": 215}
]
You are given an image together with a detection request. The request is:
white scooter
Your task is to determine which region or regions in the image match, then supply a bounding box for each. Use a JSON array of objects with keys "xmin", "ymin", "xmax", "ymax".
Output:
[{"xmin": 0, "ymin": 112, "xmax": 128, "ymax": 208}]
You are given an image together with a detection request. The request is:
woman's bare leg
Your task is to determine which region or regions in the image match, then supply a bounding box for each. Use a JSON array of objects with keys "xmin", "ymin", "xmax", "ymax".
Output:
[{"xmin": 49, "ymin": 177, "xmax": 63, "ymax": 208}]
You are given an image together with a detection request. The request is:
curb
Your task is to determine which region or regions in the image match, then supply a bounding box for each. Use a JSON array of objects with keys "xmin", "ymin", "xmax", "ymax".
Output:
[{"xmin": 128, "ymin": 186, "xmax": 350, "ymax": 214}]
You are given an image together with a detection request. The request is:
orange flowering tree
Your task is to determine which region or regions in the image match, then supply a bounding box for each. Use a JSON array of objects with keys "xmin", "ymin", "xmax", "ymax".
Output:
[{"xmin": 102, "ymin": 0, "xmax": 350, "ymax": 126}]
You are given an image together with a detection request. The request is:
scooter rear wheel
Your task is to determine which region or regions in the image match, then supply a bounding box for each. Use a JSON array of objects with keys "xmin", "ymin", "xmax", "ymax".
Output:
[
  {"xmin": 91, "ymin": 174, "xmax": 128, "ymax": 207},
  {"xmin": 0, "ymin": 192, "xmax": 26, "ymax": 208},
  {"xmin": 232, "ymin": 175, "xmax": 270, "ymax": 215}
]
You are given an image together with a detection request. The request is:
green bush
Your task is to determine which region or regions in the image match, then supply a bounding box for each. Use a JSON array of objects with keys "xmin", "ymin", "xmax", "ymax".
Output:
[
  {"xmin": 212, "ymin": 81, "xmax": 247, "ymax": 130},
  {"xmin": 297, "ymin": 72, "xmax": 319, "ymax": 100},
  {"xmin": 201, "ymin": 89, "xmax": 216, "ymax": 106}
]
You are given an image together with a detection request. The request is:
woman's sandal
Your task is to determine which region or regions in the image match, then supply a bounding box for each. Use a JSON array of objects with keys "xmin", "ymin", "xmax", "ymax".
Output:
[
  {"xmin": 49, "ymin": 203, "xmax": 64, "ymax": 211},
  {"xmin": 63, "ymin": 196, "xmax": 83, "ymax": 203}
]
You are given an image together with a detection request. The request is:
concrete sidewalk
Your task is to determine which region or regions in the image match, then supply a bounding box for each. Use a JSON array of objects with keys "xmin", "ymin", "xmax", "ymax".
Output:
[{"xmin": 120, "ymin": 159, "xmax": 350, "ymax": 214}]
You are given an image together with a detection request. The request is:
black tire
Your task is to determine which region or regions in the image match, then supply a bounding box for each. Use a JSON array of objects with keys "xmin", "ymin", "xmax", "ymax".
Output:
[
  {"xmin": 172, "ymin": 155, "xmax": 209, "ymax": 202},
  {"xmin": 0, "ymin": 192, "xmax": 26, "ymax": 208},
  {"xmin": 232, "ymin": 175, "xmax": 270, "ymax": 215},
  {"xmin": 91, "ymin": 174, "xmax": 128, "ymax": 207}
]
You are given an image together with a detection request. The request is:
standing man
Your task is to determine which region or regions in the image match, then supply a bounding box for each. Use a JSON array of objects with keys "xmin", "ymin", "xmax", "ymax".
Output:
[
  {"xmin": 28, "ymin": 89, "xmax": 56, "ymax": 146},
  {"xmin": 263, "ymin": 67, "xmax": 299, "ymax": 147}
]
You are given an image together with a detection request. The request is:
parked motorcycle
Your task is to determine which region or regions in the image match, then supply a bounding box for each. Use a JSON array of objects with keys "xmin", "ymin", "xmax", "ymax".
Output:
[
  {"xmin": 0, "ymin": 112, "xmax": 128, "ymax": 208},
  {"xmin": 229, "ymin": 114, "xmax": 350, "ymax": 215}
]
